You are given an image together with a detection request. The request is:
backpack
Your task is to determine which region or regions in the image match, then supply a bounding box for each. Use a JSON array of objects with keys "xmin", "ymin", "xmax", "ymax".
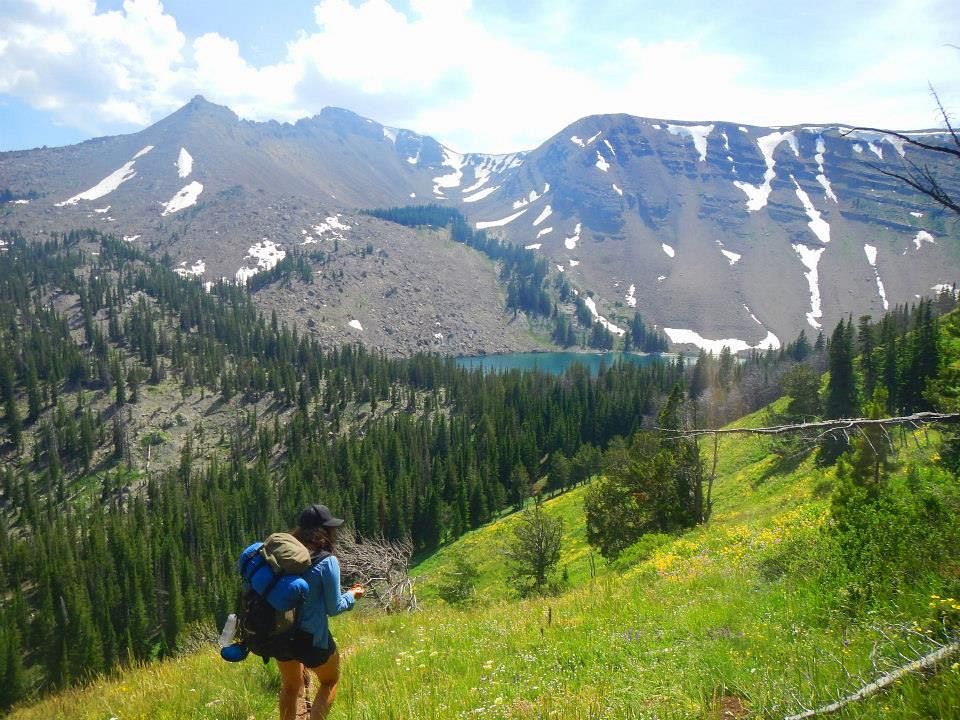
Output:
[{"xmin": 235, "ymin": 533, "xmax": 329, "ymax": 662}]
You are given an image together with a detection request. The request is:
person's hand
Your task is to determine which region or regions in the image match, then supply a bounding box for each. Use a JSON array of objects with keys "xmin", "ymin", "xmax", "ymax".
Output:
[{"xmin": 350, "ymin": 584, "xmax": 365, "ymax": 599}]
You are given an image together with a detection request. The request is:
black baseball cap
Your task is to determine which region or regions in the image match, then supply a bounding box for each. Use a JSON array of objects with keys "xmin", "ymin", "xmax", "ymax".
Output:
[{"xmin": 298, "ymin": 503, "xmax": 344, "ymax": 529}]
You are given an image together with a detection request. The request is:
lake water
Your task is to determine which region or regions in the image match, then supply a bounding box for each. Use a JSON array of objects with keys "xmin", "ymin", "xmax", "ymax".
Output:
[{"xmin": 454, "ymin": 351, "xmax": 677, "ymax": 375}]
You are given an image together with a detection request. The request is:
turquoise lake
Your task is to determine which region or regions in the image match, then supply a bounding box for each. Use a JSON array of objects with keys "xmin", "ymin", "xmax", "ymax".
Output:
[{"xmin": 454, "ymin": 351, "xmax": 678, "ymax": 375}]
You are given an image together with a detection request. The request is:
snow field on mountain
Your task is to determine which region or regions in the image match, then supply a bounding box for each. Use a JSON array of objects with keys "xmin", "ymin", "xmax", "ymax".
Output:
[
  {"xmin": 235, "ymin": 239, "xmax": 286, "ymax": 285},
  {"xmin": 793, "ymin": 243, "xmax": 826, "ymax": 328},
  {"xmin": 532, "ymin": 205, "xmax": 552, "ymax": 226},
  {"xmin": 160, "ymin": 181, "xmax": 203, "ymax": 215},
  {"xmin": 864, "ymin": 244, "xmax": 889, "ymax": 310},
  {"xmin": 791, "ymin": 176, "xmax": 831, "ymax": 244},
  {"xmin": 662, "ymin": 327, "xmax": 780, "ymax": 354},
  {"xmin": 583, "ymin": 296, "xmax": 625, "ymax": 335},
  {"xmin": 564, "ymin": 223, "xmax": 582, "ymax": 250},
  {"xmin": 475, "ymin": 208, "xmax": 527, "ymax": 229},
  {"xmin": 536, "ymin": 227, "xmax": 552, "ymax": 238},
  {"xmin": 721, "ymin": 249, "xmax": 741, "ymax": 265},
  {"xmin": 733, "ymin": 130, "xmax": 798, "ymax": 212},
  {"xmin": 348, "ymin": 319, "xmax": 363, "ymax": 331},
  {"xmin": 913, "ymin": 230, "xmax": 935, "ymax": 249},
  {"xmin": 56, "ymin": 158, "xmax": 140, "ymax": 205},
  {"xmin": 432, "ymin": 148, "xmax": 465, "ymax": 197},
  {"xmin": 174, "ymin": 259, "xmax": 205, "ymax": 278},
  {"xmin": 177, "ymin": 147, "xmax": 193, "ymax": 178},
  {"xmin": 512, "ymin": 184, "xmax": 548, "ymax": 209},
  {"xmin": 666, "ymin": 123, "xmax": 714, "ymax": 162},
  {"xmin": 463, "ymin": 186, "xmax": 499, "ymax": 202},
  {"xmin": 661, "ymin": 243, "xmax": 675, "ymax": 258}
]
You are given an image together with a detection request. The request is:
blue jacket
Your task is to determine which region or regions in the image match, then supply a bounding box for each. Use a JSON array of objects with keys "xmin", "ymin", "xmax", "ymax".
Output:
[{"xmin": 299, "ymin": 553, "xmax": 356, "ymax": 648}]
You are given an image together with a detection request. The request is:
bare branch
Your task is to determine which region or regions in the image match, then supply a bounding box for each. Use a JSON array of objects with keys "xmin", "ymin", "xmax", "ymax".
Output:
[
  {"xmin": 783, "ymin": 641, "xmax": 960, "ymax": 720},
  {"xmin": 657, "ymin": 411, "xmax": 960, "ymax": 439}
]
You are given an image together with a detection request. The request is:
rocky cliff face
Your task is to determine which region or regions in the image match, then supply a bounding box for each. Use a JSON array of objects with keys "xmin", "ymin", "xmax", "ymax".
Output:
[{"xmin": 1, "ymin": 97, "xmax": 956, "ymax": 353}]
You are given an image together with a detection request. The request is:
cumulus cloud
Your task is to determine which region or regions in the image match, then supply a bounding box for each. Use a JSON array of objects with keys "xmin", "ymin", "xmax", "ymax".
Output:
[{"xmin": 0, "ymin": 0, "xmax": 957, "ymax": 152}]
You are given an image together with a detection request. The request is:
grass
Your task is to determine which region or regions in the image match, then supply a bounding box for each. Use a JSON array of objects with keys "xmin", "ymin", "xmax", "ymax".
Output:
[{"xmin": 10, "ymin": 405, "xmax": 960, "ymax": 720}]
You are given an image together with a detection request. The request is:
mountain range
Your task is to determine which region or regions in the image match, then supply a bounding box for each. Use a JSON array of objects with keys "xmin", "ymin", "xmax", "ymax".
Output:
[{"xmin": 1, "ymin": 95, "xmax": 957, "ymax": 354}]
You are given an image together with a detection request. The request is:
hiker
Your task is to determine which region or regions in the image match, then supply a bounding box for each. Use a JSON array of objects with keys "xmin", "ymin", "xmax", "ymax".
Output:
[{"xmin": 275, "ymin": 504, "xmax": 364, "ymax": 720}]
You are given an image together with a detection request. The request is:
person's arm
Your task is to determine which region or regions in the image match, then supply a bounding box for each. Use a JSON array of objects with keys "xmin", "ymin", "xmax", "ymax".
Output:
[{"xmin": 319, "ymin": 555, "xmax": 356, "ymax": 616}]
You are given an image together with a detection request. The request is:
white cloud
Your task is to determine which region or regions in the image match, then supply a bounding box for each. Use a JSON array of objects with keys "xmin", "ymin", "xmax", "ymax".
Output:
[{"xmin": 0, "ymin": 0, "xmax": 957, "ymax": 152}]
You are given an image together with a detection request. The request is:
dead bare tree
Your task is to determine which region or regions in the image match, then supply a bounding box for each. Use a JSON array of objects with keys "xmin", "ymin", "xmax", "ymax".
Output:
[
  {"xmin": 850, "ymin": 86, "xmax": 960, "ymax": 216},
  {"xmin": 335, "ymin": 531, "xmax": 419, "ymax": 613}
]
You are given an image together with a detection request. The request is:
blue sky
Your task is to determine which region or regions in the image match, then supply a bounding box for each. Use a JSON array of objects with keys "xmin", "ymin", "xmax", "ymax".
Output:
[{"xmin": 1, "ymin": 0, "xmax": 958, "ymax": 153}]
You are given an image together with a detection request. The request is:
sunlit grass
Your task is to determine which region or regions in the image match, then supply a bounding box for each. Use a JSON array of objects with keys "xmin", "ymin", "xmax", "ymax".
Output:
[{"xmin": 11, "ymin": 406, "xmax": 959, "ymax": 720}]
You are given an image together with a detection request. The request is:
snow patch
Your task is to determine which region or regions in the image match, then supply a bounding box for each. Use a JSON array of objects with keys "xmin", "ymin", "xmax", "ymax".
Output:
[
  {"xmin": 463, "ymin": 186, "xmax": 500, "ymax": 203},
  {"xmin": 853, "ymin": 143, "xmax": 863, "ymax": 154},
  {"xmin": 666, "ymin": 123, "xmax": 714, "ymax": 162},
  {"xmin": 564, "ymin": 223, "xmax": 582, "ymax": 250},
  {"xmin": 160, "ymin": 181, "xmax": 203, "ymax": 215},
  {"xmin": 864, "ymin": 244, "xmax": 888, "ymax": 309},
  {"xmin": 11, "ymin": 199, "xmax": 29, "ymax": 204},
  {"xmin": 235, "ymin": 240, "xmax": 286, "ymax": 285},
  {"xmin": 910, "ymin": 211, "xmax": 923, "ymax": 218},
  {"xmin": 595, "ymin": 152, "xmax": 610, "ymax": 172},
  {"xmin": 569, "ymin": 259, "xmax": 580, "ymax": 267},
  {"xmin": 512, "ymin": 187, "xmax": 544, "ymax": 209},
  {"xmin": 536, "ymin": 227, "xmax": 553, "ymax": 238},
  {"xmin": 94, "ymin": 206, "xmax": 110, "ymax": 213},
  {"xmin": 174, "ymin": 259, "xmax": 205, "ymax": 278},
  {"xmin": 132, "ymin": 145, "xmax": 153, "ymax": 159},
  {"xmin": 307, "ymin": 214, "xmax": 351, "ymax": 244},
  {"xmin": 557, "ymin": 265, "xmax": 565, "ymax": 273},
  {"xmin": 432, "ymin": 148, "xmax": 465, "ymax": 196},
  {"xmin": 570, "ymin": 136, "xmax": 585, "ymax": 148},
  {"xmin": 661, "ymin": 243, "xmax": 675, "ymax": 258},
  {"xmin": 382, "ymin": 127, "xmax": 397, "ymax": 144},
  {"xmin": 123, "ymin": 234, "xmax": 140, "ymax": 242},
  {"xmin": 532, "ymin": 204, "xmax": 552, "ymax": 226},
  {"xmin": 913, "ymin": 230, "xmax": 935, "ymax": 249},
  {"xmin": 348, "ymin": 320, "xmax": 363, "ymax": 331},
  {"xmin": 525, "ymin": 243, "xmax": 542, "ymax": 250},
  {"xmin": 612, "ymin": 183, "xmax": 623, "ymax": 196},
  {"xmin": 476, "ymin": 208, "xmax": 527, "ymax": 229},
  {"xmin": 603, "ymin": 139, "xmax": 616, "ymax": 157},
  {"xmin": 793, "ymin": 243, "xmax": 826, "ymax": 328},
  {"xmin": 721, "ymin": 249, "xmax": 741, "ymax": 265},
  {"xmin": 663, "ymin": 328, "xmax": 780, "ymax": 355},
  {"xmin": 583, "ymin": 296, "xmax": 625, "ymax": 336},
  {"xmin": 586, "ymin": 131, "xmax": 602, "ymax": 145},
  {"xmin": 56, "ymin": 160, "xmax": 138, "ymax": 205},
  {"xmin": 791, "ymin": 176, "xmax": 831, "ymax": 244},
  {"xmin": 625, "ymin": 284, "xmax": 637, "ymax": 308},
  {"xmin": 176, "ymin": 147, "xmax": 193, "ymax": 178},
  {"xmin": 410, "ymin": 192, "xmax": 416, "ymax": 198},
  {"xmin": 733, "ymin": 131, "xmax": 797, "ymax": 212},
  {"xmin": 932, "ymin": 283, "xmax": 958, "ymax": 295}
]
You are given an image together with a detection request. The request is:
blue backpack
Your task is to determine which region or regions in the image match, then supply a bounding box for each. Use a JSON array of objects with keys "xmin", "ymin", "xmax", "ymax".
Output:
[{"xmin": 235, "ymin": 534, "xmax": 327, "ymax": 662}]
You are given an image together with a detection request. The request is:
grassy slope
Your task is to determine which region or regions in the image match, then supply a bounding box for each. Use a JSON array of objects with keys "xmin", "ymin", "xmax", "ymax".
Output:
[{"xmin": 11, "ymin": 401, "xmax": 960, "ymax": 720}]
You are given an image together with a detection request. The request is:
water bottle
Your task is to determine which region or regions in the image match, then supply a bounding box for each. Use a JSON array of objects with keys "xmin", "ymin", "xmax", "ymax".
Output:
[{"xmin": 218, "ymin": 613, "xmax": 238, "ymax": 647}]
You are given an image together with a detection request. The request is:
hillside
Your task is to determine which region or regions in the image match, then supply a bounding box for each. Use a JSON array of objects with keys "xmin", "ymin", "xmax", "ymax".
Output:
[
  {"xmin": 10, "ymin": 401, "xmax": 959, "ymax": 720},
  {"xmin": 2, "ymin": 97, "xmax": 958, "ymax": 353}
]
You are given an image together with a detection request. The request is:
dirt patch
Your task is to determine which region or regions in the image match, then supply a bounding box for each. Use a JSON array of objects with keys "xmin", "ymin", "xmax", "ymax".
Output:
[{"xmin": 711, "ymin": 694, "xmax": 749, "ymax": 719}]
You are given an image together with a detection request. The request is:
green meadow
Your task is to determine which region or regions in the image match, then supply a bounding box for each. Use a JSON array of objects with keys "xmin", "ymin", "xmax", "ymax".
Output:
[{"xmin": 12, "ymin": 398, "xmax": 960, "ymax": 720}]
